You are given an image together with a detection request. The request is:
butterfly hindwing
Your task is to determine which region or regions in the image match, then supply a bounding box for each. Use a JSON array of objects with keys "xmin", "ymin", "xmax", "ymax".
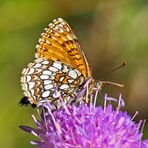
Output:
[{"xmin": 21, "ymin": 58, "xmax": 85, "ymax": 106}]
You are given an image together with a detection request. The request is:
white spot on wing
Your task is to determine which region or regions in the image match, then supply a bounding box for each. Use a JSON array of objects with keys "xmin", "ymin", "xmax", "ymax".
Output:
[
  {"xmin": 44, "ymin": 80, "xmax": 52, "ymax": 85},
  {"xmin": 28, "ymin": 82, "xmax": 35, "ymax": 89},
  {"xmin": 42, "ymin": 70, "xmax": 52, "ymax": 75},
  {"xmin": 35, "ymin": 58, "xmax": 43, "ymax": 63},
  {"xmin": 59, "ymin": 28, "xmax": 64, "ymax": 33},
  {"xmin": 68, "ymin": 79, "xmax": 74, "ymax": 83},
  {"xmin": 38, "ymin": 38, "xmax": 42, "ymax": 42},
  {"xmin": 55, "ymin": 26, "xmax": 59, "ymax": 30},
  {"xmin": 21, "ymin": 76, "xmax": 25, "ymax": 83},
  {"xmin": 67, "ymin": 35, "xmax": 72, "ymax": 40},
  {"xmin": 53, "ymin": 62, "xmax": 62, "ymax": 70},
  {"xmin": 41, "ymin": 33, "xmax": 44, "ymax": 36},
  {"xmin": 66, "ymin": 27, "xmax": 70, "ymax": 32},
  {"xmin": 49, "ymin": 66, "xmax": 58, "ymax": 72},
  {"xmin": 36, "ymin": 44, "xmax": 40, "ymax": 49},
  {"xmin": 58, "ymin": 24, "xmax": 63, "ymax": 28},
  {"xmin": 26, "ymin": 76, "xmax": 31, "ymax": 82},
  {"xmin": 28, "ymin": 68, "xmax": 35, "ymax": 74},
  {"xmin": 22, "ymin": 68, "xmax": 27, "ymax": 75},
  {"xmin": 30, "ymin": 89, "xmax": 34, "ymax": 96},
  {"xmin": 28, "ymin": 63, "xmax": 34, "ymax": 67},
  {"xmin": 22, "ymin": 83, "xmax": 27, "ymax": 90},
  {"xmin": 62, "ymin": 22, "xmax": 65, "ymax": 25},
  {"xmin": 48, "ymin": 23, "xmax": 52, "ymax": 27},
  {"xmin": 55, "ymin": 32, "xmax": 60, "ymax": 36},
  {"xmin": 40, "ymin": 75, "xmax": 49, "ymax": 80},
  {"xmin": 58, "ymin": 18, "xmax": 63, "ymax": 22},
  {"xmin": 42, "ymin": 60, "xmax": 49, "ymax": 65},
  {"xmin": 45, "ymin": 84, "xmax": 53, "ymax": 90},
  {"xmin": 34, "ymin": 63, "xmax": 42, "ymax": 68},
  {"xmin": 75, "ymin": 69, "xmax": 81, "ymax": 76},
  {"xmin": 42, "ymin": 91, "xmax": 50, "ymax": 98},
  {"xmin": 46, "ymin": 40, "xmax": 51, "ymax": 44},
  {"xmin": 51, "ymin": 36, "xmax": 57, "ymax": 41},
  {"xmin": 53, "ymin": 19, "xmax": 56, "ymax": 22},
  {"xmin": 60, "ymin": 84, "xmax": 69, "ymax": 89},
  {"xmin": 35, "ymin": 53, "xmax": 38, "ymax": 58},
  {"xmin": 63, "ymin": 65, "xmax": 69, "ymax": 73},
  {"xmin": 68, "ymin": 70, "xmax": 77, "ymax": 79},
  {"xmin": 59, "ymin": 77, "xmax": 64, "ymax": 82}
]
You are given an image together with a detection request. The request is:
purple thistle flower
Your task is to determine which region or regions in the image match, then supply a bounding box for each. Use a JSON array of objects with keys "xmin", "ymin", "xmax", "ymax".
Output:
[{"xmin": 20, "ymin": 93, "xmax": 148, "ymax": 148}]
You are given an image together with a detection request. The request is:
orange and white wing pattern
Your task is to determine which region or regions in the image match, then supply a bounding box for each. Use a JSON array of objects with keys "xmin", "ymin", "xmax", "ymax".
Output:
[
  {"xmin": 21, "ymin": 58, "xmax": 85, "ymax": 108},
  {"xmin": 35, "ymin": 18, "xmax": 92, "ymax": 78},
  {"xmin": 20, "ymin": 18, "xmax": 93, "ymax": 108}
]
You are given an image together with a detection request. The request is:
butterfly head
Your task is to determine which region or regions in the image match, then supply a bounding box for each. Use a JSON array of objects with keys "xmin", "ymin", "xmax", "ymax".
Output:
[{"xmin": 93, "ymin": 80, "xmax": 104, "ymax": 91}]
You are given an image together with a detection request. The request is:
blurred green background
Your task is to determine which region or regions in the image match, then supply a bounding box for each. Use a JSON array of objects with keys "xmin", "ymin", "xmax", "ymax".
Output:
[{"xmin": 0, "ymin": 0, "xmax": 148, "ymax": 147}]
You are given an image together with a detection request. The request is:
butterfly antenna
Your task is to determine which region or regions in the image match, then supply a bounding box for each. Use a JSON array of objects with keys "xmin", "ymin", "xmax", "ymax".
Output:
[
  {"xmin": 111, "ymin": 61, "xmax": 127, "ymax": 73},
  {"xmin": 103, "ymin": 61, "xmax": 127, "ymax": 77},
  {"xmin": 101, "ymin": 81, "xmax": 124, "ymax": 88}
]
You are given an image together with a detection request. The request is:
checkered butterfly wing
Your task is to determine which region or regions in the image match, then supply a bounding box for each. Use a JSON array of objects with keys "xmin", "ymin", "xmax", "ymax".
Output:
[
  {"xmin": 21, "ymin": 58, "xmax": 86, "ymax": 107},
  {"xmin": 36, "ymin": 18, "xmax": 92, "ymax": 78},
  {"xmin": 20, "ymin": 18, "xmax": 93, "ymax": 107}
]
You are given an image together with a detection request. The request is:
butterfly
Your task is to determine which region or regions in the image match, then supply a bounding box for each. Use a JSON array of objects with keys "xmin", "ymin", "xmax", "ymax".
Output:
[{"xmin": 20, "ymin": 18, "xmax": 121, "ymax": 108}]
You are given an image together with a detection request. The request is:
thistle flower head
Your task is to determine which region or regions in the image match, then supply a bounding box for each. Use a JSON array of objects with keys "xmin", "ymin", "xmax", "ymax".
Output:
[{"xmin": 20, "ymin": 92, "xmax": 148, "ymax": 148}]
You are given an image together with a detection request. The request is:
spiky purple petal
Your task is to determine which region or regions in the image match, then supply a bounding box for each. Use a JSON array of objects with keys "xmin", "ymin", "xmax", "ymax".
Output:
[{"xmin": 20, "ymin": 95, "xmax": 148, "ymax": 148}]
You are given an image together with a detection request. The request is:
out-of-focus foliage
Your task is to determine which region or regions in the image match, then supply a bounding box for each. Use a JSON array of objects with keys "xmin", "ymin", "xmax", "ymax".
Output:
[{"xmin": 0, "ymin": 0, "xmax": 147, "ymax": 148}]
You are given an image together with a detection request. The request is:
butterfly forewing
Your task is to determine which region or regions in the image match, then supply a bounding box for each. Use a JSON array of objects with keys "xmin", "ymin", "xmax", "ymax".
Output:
[{"xmin": 36, "ymin": 18, "xmax": 92, "ymax": 78}]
